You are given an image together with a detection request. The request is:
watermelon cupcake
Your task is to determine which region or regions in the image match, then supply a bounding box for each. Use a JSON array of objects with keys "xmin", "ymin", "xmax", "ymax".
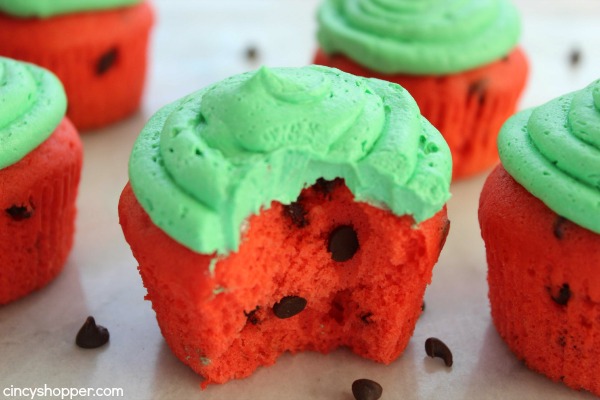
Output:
[
  {"xmin": 314, "ymin": 0, "xmax": 528, "ymax": 179},
  {"xmin": 119, "ymin": 65, "xmax": 452, "ymax": 385},
  {"xmin": 0, "ymin": 0, "xmax": 154, "ymax": 131},
  {"xmin": 0, "ymin": 57, "xmax": 82, "ymax": 305},
  {"xmin": 479, "ymin": 79, "xmax": 600, "ymax": 395}
]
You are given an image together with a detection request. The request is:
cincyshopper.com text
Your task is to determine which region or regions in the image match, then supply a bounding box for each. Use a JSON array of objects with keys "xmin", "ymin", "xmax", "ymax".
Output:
[{"xmin": 3, "ymin": 385, "xmax": 124, "ymax": 399}]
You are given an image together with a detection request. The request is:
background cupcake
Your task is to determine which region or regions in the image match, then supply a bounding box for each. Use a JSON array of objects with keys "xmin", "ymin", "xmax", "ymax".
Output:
[
  {"xmin": 479, "ymin": 79, "xmax": 600, "ymax": 395},
  {"xmin": 314, "ymin": 0, "xmax": 528, "ymax": 179},
  {"xmin": 0, "ymin": 57, "xmax": 82, "ymax": 304},
  {"xmin": 0, "ymin": 0, "xmax": 154, "ymax": 131},
  {"xmin": 119, "ymin": 65, "xmax": 451, "ymax": 385}
]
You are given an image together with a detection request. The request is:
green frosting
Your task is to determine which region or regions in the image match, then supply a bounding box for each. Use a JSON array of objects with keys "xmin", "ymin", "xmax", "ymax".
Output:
[
  {"xmin": 0, "ymin": 0, "xmax": 141, "ymax": 18},
  {"xmin": 0, "ymin": 57, "xmax": 66, "ymax": 170},
  {"xmin": 129, "ymin": 66, "xmax": 451, "ymax": 254},
  {"xmin": 498, "ymin": 79, "xmax": 600, "ymax": 234},
  {"xmin": 317, "ymin": 0, "xmax": 521, "ymax": 75}
]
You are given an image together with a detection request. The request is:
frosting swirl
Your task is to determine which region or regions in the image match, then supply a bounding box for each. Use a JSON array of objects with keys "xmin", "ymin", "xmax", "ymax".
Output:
[
  {"xmin": 0, "ymin": 57, "xmax": 66, "ymax": 170},
  {"xmin": 498, "ymin": 79, "xmax": 600, "ymax": 234},
  {"xmin": 317, "ymin": 0, "xmax": 521, "ymax": 75},
  {"xmin": 0, "ymin": 0, "xmax": 141, "ymax": 18},
  {"xmin": 129, "ymin": 66, "xmax": 451, "ymax": 254}
]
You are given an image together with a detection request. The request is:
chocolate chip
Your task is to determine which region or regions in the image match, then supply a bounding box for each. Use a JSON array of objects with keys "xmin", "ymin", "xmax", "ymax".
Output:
[
  {"xmin": 328, "ymin": 225, "xmax": 359, "ymax": 262},
  {"xmin": 96, "ymin": 47, "xmax": 118, "ymax": 75},
  {"xmin": 421, "ymin": 301, "xmax": 426, "ymax": 312},
  {"xmin": 351, "ymin": 378, "xmax": 383, "ymax": 400},
  {"xmin": 273, "ymin": 296, "xmax": 307, "ymax": 319},
  {"xmin": 468, "ymin": 78, "xmax": 489, "ymax": 105},
  {"xmin": 550, "ymin": 284, "xmax": 571, "ymax": 306},
  {"xmin": 5, "ymin": 204, "xmax": 33, "ymax": 221},
  {"xmin": 76, "ymin": 316, "xmax": 110, "ymax": 349},
  {"xmin": 440, "ymin": 218, "xmax": 450, "ymax": 247},
  {"xmin": 553, "ymin": 216, "xmax": 568, "ymax": 240},
  {"xmin": 244, "ymin": 307, "xmax": 260, "ymax": 325},
  {"xmin": 313, "ymin": 177, "xmax": 342, "ymax": 196},
  {"xmin": 360, "ymin": 312, "xmax": 373, "ymax": 325},
  {"xmin": 569, "ymin": 48, "xmax": 581, "ymax": 67},
  {"xmin": 283, "ymin": 201, "xmax": 308, "ymax": 228},
  {"xmin": 245, "ymin": 46, "xmax": 258, "ymax": 61},
  {"xmin": 425, "ymin": 337, "xmax": 453, "ymax": 367}
]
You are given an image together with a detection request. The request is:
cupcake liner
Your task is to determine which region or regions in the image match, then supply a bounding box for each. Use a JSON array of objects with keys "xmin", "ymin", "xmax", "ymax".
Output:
[
  {"xmin": 0, "ymin": 118, "xmax": 83, "ymax": 304},
  {"xmin": 479, "ymin": 165, "xmax": 600, "ymax": 396},
  {"xmin": 120, "ymin": 180, "xmax": 449, "ymax": 386},
  {"xmin": 0, "ymin": 2, "xmax": 154, "ymax": 131},
  {"xmin": 315, "ymin": 47, "xmax": 528, "ymax": 179}
]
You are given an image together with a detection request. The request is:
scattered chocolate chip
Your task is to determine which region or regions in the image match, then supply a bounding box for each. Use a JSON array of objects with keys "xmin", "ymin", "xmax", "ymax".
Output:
[
  {"xmin": 283, "ymin": 201, "xmax": 308, "ymax": 228},
  {"xmin": 360, "ymin": 312, "xmax": 373, "ymax": 325},
  {"xmin": 425, "ymin": 337, "xmax": 453, "ymax": 367},
  {"xmin": 468, "ymin": 78, "xmax": 489, "ymax": 105},
  {"xmin": 273, "ymin": 296, "xmax": 307, "ymax": 319},
  {"xmin": 76, "ymin": 316, "xmax": 110, "ymax": 349},
  {"xmin": 5, "ymin": 204, "xmax": 33, "ymax": 221},
  {"xmin": 351, "ymin": 378, "xmax": 383, "ymax": 400},
  {"xmin": 550, "ymin": 283, "xmax": 571, "ymax": 306},
  {"xmin": 244, "ymin": 307, "xmax": 260, "ymax": 325},
  {"xmin": 313, "ymin": 177, "xmax": 342, "ymax": 196},
  {"xmin": 328, "ymin": 225, "xmax": 359, "ymax": 262},
  {"xmin": 245, "ymin": 46, "xmax": 258, "ymax": 61},
  {"xmin": 96, "ymin": 47, "xmax": 118, "ymax": 75},
  {"xmin": 553, "ymin": 216, "xmax": 568, "ymax": 240},
  {"xmin": 569, "ymin": 48, "xmax": 581, "ymax": 67}
]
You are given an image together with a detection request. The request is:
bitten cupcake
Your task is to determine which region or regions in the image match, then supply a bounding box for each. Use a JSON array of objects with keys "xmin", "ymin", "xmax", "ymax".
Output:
[
  {"xmin": 479, "ymin": 79, "xmax": 600, "ymax": 395},
  {"xmin": 0, "ymin": 57, "xmax": 82, "ymax": 305},
  {"xmin": 314, "ymin": 0, "xmax": 528, "ymax": 179},
  {"xmin": 0, "ymin": 0, "xmax": 154, "ymax": 131},
  {"xmin": 119, "ymin": 66, "xmax": 452, "ymax": 386}
]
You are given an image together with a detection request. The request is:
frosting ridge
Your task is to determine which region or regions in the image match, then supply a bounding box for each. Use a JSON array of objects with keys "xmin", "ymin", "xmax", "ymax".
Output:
[
  {"xmin": 0, "ymin": 0, "xmax": 141, "ymax": 18},
  {"xmin": 498, "ymin": 79, "xmax": 600, "ymax": 234},
  {"xmin": 0, "ymin": 57, "xmax": 67, "ymax": 170},
  {"xmin": 129, "ymin": 66, "xmax": 452, "ymax": 254},
  {"xmin": 317, "ymin": 0, "xmax": 521, "ymax": 75}
]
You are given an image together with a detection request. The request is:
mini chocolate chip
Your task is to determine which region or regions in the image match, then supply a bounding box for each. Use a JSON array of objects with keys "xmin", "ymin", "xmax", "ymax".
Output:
[
  {"xmin": 553, "ymin": 216, "xmax": 568, "ymax": 240},
  {"xmin": 283, "ymin": 201, "xmax": 308, "ymax": 228},
  {"xmin": 313, "ymin": 177, "xmax": 342, "ymax": 196},
  {"xmin": 5, "ymin": 204, "xmax": 33, "ymax": 221},
  {"xmin": 273, "ymin": 296, "xmax": 307, "ymax": 319},
  {"xmin": 569, "ymin": 48, "xmax": 581, "ymax": 67},
  {"xmin": 76, "ymin": 316, "xmax": 109, "ymax": 349},
  {"xmin": 360, "ymin": 312, "xmax": 373, "ymax": 324},
  {"xmin": 244, "ymin": 307, "xmax": 260, "ymax": 325},
  {"xmin": 96, "ymin": 47, "xmax": 118, "ymax": 75},
  {"xmin": 468, "ymin": 78, "xmax": 489, "ymax": 105},
  {"xmin": 421, "ymin": 301, "xmax": 426, "ymax": 312},
  {"xmin": 352, "ymin": 379, "xmax": 383, "ymax": 400},
  {"xmin": 328, "ymin": 225, "xmax": 359, "ymax": 262},
  {"xmin": 425, "ymin": 337, "xmax": 453, "ymax": 367},
  {"xmin": 245, "ymin": 46, "xmax": 258, "ymax": 61},
  {"xmin": 550, "ymin": 284, "xmax": 571, "ymax": 306}
]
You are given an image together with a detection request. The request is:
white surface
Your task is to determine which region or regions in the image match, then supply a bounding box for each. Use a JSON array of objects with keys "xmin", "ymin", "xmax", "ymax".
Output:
[{"xmin": 1, "ymin": 1, "xmax": 600, "ymax": 399}]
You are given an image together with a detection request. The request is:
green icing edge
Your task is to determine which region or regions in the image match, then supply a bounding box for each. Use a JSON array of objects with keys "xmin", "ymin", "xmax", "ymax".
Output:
[
  {"xmin": 0, "ymin": 0, "xmax": 141, "ymax": 17},
  {"xmin": 129, "ymin": 66, "xmax": 451, "ymax": 255}
]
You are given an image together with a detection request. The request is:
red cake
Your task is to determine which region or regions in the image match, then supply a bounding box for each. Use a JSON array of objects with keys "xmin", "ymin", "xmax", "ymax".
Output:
[
  {"xmin": 480, "ymin": 79, "xmax": 600, "ymax": 395},
  {"xmin": 119, "ymin": 66, "xmax": 453, "ymax": 385}
]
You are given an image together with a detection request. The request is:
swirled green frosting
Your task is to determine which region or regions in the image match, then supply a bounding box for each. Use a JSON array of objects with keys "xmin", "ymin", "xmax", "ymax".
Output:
[
  {"xmin": 317, "ymin": 0, "xmax": 521, "ymax": 75},
  {"xmin": 0, "ymin": 57, "xmax": 66, "ymax": 170},
  {"xmin": 498, "ymin": 79, "xmax": 600, "ymax": 234},
  {"xmin": 0, "ymin": 0, "xmax": 141, "ymax": 18},
  {"xmin": 129, "ymin": 66, "xmax": 452, "ymax": 254}
]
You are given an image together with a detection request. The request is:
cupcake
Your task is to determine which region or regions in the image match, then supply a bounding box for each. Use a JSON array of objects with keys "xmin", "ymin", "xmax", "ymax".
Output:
[
  {"xmin": 0, "ymin": 0, "xmax": 154, "ymax": 131},
  {"xmin": 479, "ymin": 79, "xmax": 600, "ymax": 395},
  {"xmin": 119, "ymin": 65, "xmax": 452, "ymax": 385},
  {"xmin": 314, "ymin": 0, "xmax": 528, "ymax": 179},
  {"xmin": 0, "ymin": 57, "xmax": 82, "ymax": 305}
]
